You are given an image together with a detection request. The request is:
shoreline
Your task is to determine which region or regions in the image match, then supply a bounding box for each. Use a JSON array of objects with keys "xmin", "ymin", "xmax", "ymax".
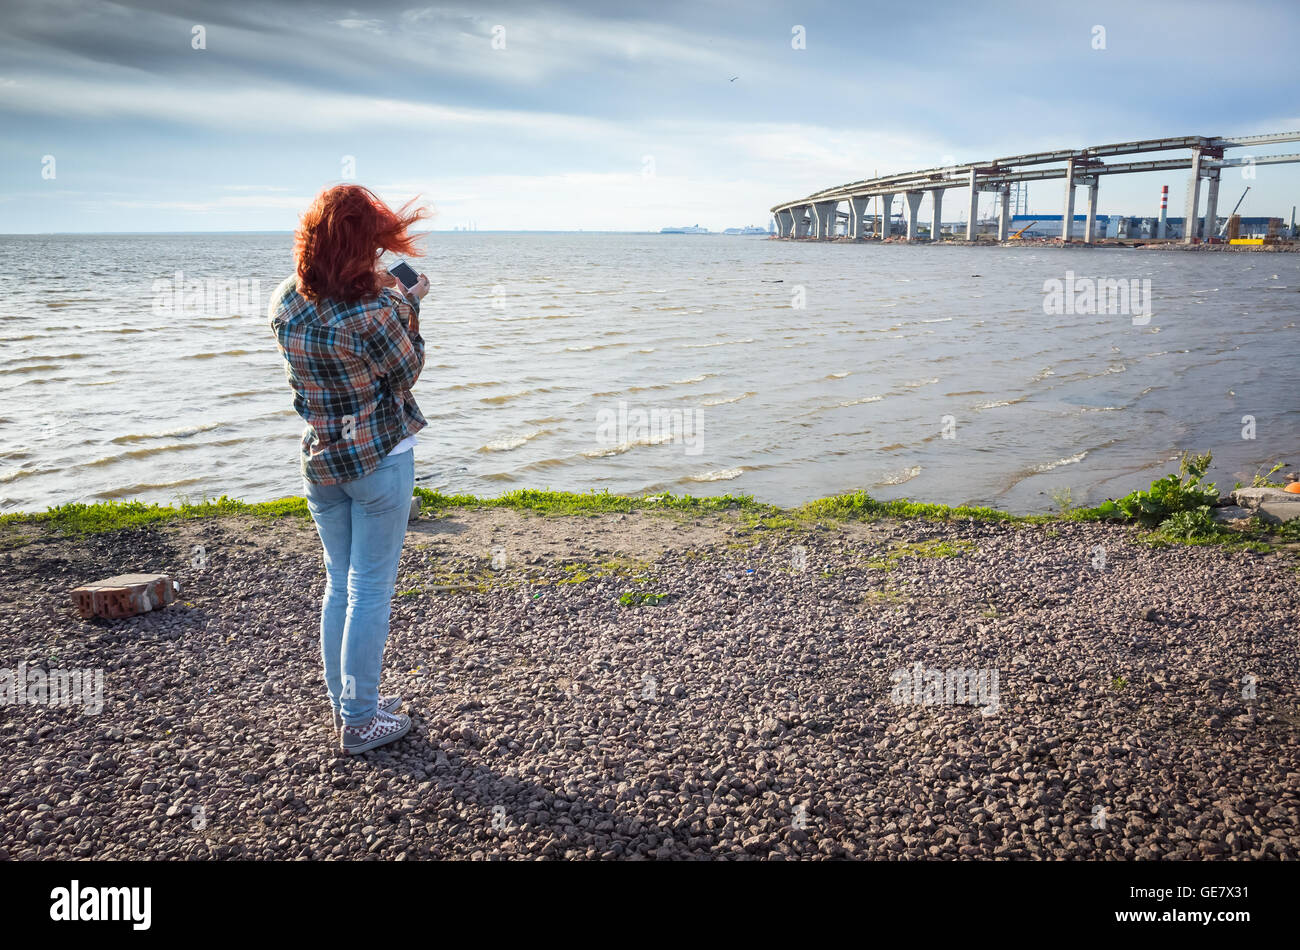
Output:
[
  {"xmin": 1, "ymin": 496, "xmax": 1298, "ymax": 859},
  {"xmin": 4, "ymin": 478, "xmax": 1298, "ymax": 551}
]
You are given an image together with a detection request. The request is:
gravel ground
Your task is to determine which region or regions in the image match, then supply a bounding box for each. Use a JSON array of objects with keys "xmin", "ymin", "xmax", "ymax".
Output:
[{"xmin": 1, "ymin": 510, "xmax": 1298, "ymax": 860}]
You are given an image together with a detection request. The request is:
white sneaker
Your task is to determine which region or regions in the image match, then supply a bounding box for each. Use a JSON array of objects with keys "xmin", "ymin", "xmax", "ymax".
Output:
[
  {"xmin": 341, "ymin": 709, "xmax": 412, "ymax": 755},
  {"xmin": 333, "ymin": 695, "xmax": 402, "ymax": 733}
]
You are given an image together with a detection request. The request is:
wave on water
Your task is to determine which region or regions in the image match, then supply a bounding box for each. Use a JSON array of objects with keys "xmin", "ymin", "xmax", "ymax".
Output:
[
  {"xmin": 1032, "ymin": 451, "xmax": 1088, "ymax": 473},
  {"xmin": 111, "ymin": 423, "xmax": 224, "ymax": 443},
  {"xmin": 0, "ymin": 466, "xmax": 52, "ymax": 485},
  {"xmin": 480, "ymin": 388, "xmax": 550, "ymax": 405},
  {"xmin": 874, "ymin": 465, "xmax": 922, "ymax": 486},
  {"xmin": 682, "ymin": 338, "xmax": 755, "ymax": 349},
  {"xmin": 82, "ymin": 436, "xmax": 251, "ymax": 468},
  {"xmin": 975, "ymin": 398, "xmax": 1025, "ymax": 410},
  {"xmin": 565, "ymin": 342, "xmax": 626, "ymax": 352},
  {"xmin": 14, "ymin": 351, "xmax": 91, "ymax": 362},
  {"xmin": 686, "ymin": 467, "xmax": 745, "ymax": 482},
  {"xmin": 182, "ymin": 348, "xmax": 274, "ymax": 360},
  {"xmin": 804, "ymin": 394, "xmax": 885, "ymax": 414},
  {"xmin": 514, "ymin": 456, "xmax": 570, "ymax": 473},
  {"xmin": 477, "ymin": 428, "xmax": 553, "ymax": 452},
  {"xmin": 700, "ymin": 392, "xmax": 756, "ymax": 406},
  {"xmin": 826, "ymin": 372, "xmax": 851, "ymax": 379},
  {"xmin": 581, "ymin": 431, "xmax": 677, "ymax": 457},
  {"xmin": 94, "ymin": 476, "xmax": 208, "ymax": 499},
  {"xmin": 218, "ymin": 389, "xmax": 277, "ymax": 399},
  {"xmin": 0, "ymin": 363, "xmax": 61, "ymax": 375}
]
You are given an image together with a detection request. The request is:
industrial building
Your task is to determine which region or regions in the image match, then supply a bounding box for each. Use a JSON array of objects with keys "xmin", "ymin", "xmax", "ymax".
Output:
[{"xmin": 1000, "ymin": 213, "xmax": 1289, "ymax": 240}]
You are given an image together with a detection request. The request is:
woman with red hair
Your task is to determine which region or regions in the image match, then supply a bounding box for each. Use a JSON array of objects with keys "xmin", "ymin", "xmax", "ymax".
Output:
[{"xmin": 269, "ymin": 184, "xmax": 429, "ymax": 754}]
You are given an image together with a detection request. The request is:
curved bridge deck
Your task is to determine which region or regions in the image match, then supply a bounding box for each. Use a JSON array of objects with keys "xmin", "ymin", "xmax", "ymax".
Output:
[{"xmin": 770, "ymin": 132, "xmax": 1300, "ymax": 244}]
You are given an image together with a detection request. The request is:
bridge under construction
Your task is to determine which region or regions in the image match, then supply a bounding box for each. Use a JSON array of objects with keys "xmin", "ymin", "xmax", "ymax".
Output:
[{"xmin": 769, "ymin": 132, "xmax": 1300, "ymax": 245}]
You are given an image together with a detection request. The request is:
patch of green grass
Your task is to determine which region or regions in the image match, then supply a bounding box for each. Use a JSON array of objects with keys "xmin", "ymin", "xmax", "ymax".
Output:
[
  {"xmin": 1050, "ymin": 486, "xmax": 1074, "ymax": 515},
  {"xmin": 554, "ymin": 557, "xmax": 651, "ymax": 584},
  {"xmin": 1237, "ymin": 461, "xmax": 1288, "ymax": 490},
  {"xmin": 618, "ymin": 590, "xmax": 667, "ymax": 607},
  {"xmin": 801, "ymin": 491, "xmax": 1022, "ymax": 524},
  {"xmin": 1264, "ymin": 518, "xmax": 1300, "ymax": 543},
  {"xmin": 738, "ymin": 509, "xmax": 804, "ymax": 533},
  {"xmin": 1141, "ymin": 528, "xmax": 1271, "ymax": 553},
  {"xmin": 413, "ymin": 488, "xmax": 767, "ymax": 517},
  {"xmin": 1111, "ymin": 676, "xmax": 1128, "ymax": 690},
  {"xmin": 861, "ymin": 588, "xmax": 906, "ymax": 606},
  {"xmin": 556, "ymin": 563, "xmax": 593, "ymax": 585},
  {"xmin": 0, "ymin": 494, "xmax": 309, "ymax": 538}
]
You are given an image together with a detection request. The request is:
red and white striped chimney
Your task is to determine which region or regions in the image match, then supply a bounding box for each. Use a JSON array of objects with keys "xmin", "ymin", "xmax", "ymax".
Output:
[{"xmin": 1158, "ymin": 185, "xmax": 1169, "ymax": 239}]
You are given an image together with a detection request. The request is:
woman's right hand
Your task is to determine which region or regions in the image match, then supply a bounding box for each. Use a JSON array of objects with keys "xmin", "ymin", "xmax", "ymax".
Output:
[{"xmin": 407, "ymin": 274, "xmax": 429, "ymax": 300}]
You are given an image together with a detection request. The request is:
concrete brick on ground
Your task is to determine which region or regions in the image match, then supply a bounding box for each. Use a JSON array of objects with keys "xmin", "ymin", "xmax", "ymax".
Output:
[{"xmin": 71, "ymin": 573, "xmax": 177, "ymax": 620}]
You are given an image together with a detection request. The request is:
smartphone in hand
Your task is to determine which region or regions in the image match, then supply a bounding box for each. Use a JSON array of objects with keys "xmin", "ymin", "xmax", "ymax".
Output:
[{"xmin": 386, "ymin": 259, "xmax": 420, "ymax": 291}]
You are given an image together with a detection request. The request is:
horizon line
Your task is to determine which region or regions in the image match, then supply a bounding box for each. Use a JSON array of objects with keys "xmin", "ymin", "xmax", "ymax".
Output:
[{"xmin": 0, "ymin": 228, "xmax": 780, "ymax": 236}]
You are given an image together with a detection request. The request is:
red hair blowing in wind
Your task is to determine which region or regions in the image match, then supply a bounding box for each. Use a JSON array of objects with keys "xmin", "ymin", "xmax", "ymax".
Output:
[{"xmin": 294, "ymin": 185, "xmax": 429, "ymax": 303}]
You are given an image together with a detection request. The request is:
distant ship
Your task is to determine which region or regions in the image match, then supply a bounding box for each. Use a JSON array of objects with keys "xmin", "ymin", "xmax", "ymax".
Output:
[
  {"xmin": 660, "ymin": 224, "xmax": 709, "ymax": 234},
  {"xmin": 722, "ymin": 225, "xmax": 770, "ymax": 235}
]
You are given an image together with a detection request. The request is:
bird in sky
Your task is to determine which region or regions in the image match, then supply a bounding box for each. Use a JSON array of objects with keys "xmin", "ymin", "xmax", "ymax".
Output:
[{"xmin": 729, "ymin": 76, "xmax": 738, "ymax": 82}]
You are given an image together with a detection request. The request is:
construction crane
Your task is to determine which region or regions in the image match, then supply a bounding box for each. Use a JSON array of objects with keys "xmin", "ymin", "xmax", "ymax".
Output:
[
  {"xmin": 1010, "ymin": 220, "xmax": 1038, "ymax": 239},
  {"xmin": 1217, "ymin": 186, "xmax": 1250, "ymax": 238}
]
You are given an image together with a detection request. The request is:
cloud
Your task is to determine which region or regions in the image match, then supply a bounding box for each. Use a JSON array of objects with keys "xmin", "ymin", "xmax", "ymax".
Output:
[{"xmin": 1, "ymin": 0, "xmax": 1298, "ymax": 232}]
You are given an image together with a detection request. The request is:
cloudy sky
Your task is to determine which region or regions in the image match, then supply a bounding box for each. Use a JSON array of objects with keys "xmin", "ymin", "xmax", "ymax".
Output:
[{"xmin": 1, "ymin": 0, "xmax": 1298, "ymax": 232}]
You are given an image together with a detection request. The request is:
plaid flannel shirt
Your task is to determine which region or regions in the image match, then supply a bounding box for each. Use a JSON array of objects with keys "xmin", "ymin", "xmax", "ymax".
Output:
[{"xmin": 269, "ymin": 275, "xmax": 427, "ymax": 485}]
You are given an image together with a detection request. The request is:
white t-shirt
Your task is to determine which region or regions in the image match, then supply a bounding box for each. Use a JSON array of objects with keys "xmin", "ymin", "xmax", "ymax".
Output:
[{"xmin": 387, "ymin": 435, "xmax": 417, "ymax": 457}]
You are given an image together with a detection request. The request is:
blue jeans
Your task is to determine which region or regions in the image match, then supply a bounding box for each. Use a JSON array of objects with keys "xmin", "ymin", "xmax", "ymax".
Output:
[{"xmin": 304, "ymin": 450, "xmax": 414, "ymax": 726}]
